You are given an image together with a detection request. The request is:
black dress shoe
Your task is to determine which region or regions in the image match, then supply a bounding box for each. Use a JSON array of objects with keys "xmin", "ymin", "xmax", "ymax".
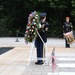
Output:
[
  {"xmin": 66, "ymin": 47, "xmax": 70, "ymax": 48},
  {"xmin": 35, "ymin": 62, "xmax": 43, "ymax": 65}
]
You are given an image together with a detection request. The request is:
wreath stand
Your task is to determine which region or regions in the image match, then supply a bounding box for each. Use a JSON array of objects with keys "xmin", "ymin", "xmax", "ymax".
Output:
[{"xmin": 27, "ymin": 31, "xmax": 49, "ymax": 66}]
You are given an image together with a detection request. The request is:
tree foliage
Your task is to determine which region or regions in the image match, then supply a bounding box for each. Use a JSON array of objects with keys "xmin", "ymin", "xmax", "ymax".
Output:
[{"xmin": 0, "ymin": 0, "xmax": 75, "ymax": 37}]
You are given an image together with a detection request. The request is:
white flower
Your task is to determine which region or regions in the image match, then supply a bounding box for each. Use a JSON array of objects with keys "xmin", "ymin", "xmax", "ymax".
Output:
[
  {"xmin": 34, "ymin": 23, "xmax": 36, "ymax": 25},
  {"xmin": 28, "ymin": 36, "xmax": 30, "ymax": 37},
  {"xmin": 33, "ymin": 19, "xmax": 35, "ymax": 21},
  {"xmin": 29, "ymin": 29, "xmax": 31, "ymax": 31},
  {"xmin": 28, "ymin": 17, "xmax": 30, "ymax": 19},
  {"xmin": 32, "ymin": 26, "xmax": 34, "ymax": 28},
  {"xmin": 36, "ymin": 14, "xmax": 38, "ymax": 16},
  {"xmin": 39, "ymin": 23, "xmax": 41, "ymax": 28},
  {"xmin": 35, "ymin": 17, "xmax": 38, "ymax": 19},
  {"xmin": 34, "ymin": 32, "xmax": 36, "ymax": 34},
  {"xmin": 27, "ymin": 26, "xmax": 30, "ymax": 29},
  {"xmin": 29, "ymin": 14, "xmax": 32, "ymax": 16},
  {"xmin": 32, "ymin": 29, "xmax": 33, "ymax": 32}
]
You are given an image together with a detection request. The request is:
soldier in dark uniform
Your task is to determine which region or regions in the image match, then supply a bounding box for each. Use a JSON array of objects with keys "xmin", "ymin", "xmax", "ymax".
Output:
[
  {"xmin": 35, "ymin": 12, "xmax": 49, "ymax": 65},
  {"xmin": 63, "ymin": 16, "xmax": 73, "ymax": 48}
]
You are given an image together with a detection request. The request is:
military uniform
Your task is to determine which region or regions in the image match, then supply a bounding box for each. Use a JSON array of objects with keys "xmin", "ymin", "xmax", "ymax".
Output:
[
  {"xmin": 35, "ymin": 12, "xmax": 49, "ymax": 65},
  {"xmin": 63, "ymin": 21, "xmax": 73, "ymax": 48}
]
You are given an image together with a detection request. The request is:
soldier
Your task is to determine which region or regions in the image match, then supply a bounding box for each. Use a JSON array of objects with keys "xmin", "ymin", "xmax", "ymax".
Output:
[
  {"xmin": 63, "ymin": 16, "xmax": 73, "ymax": 48},
  {"xmin": 35, "ymin": 12, "xmax": 49, "ymax": 65}
]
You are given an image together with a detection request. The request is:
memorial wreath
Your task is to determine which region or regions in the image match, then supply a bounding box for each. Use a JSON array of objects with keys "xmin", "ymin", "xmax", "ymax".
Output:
[{"xmin": 24, "ymin": 11, "xmax": 41, "ymax": 43}]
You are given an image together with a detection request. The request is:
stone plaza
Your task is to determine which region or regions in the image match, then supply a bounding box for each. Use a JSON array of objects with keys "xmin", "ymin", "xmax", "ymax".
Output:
[{"xmin": 0, "ymin": 37, "xmax": 75, "ymax": 75}]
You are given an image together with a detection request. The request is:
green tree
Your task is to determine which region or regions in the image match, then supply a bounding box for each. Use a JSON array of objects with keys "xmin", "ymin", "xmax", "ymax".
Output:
[{"xmin": 0, "ymin": 0, "xmax": 74, "ymax": 37}]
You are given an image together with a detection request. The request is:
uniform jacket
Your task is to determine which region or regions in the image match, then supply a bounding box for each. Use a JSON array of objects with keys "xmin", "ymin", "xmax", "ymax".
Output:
[
  {"xmin": 63, "ymin": 22, "xmax": 73, "ymax": 33},
  {"xmin": 36, "ymin": 21, "xmax": 49, "ymax": 43}
]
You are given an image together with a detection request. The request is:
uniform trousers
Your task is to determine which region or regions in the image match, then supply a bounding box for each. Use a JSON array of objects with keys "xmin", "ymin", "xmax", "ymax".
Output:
[
  {"xmin": 35, "ymin": 40, "xmax": 44, "ymax": 63},
  {"xmin": 65, "ymin": 39, "xmax": 70, "ymax": 48}
]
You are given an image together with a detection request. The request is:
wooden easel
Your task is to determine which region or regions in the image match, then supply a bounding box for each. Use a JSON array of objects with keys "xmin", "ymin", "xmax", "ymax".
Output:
[{"xmin": 27, "ymin": 31, "xmax": 49, "ymax": 66}]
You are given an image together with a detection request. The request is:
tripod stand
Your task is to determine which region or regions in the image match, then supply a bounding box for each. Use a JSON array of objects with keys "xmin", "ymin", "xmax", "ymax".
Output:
[{"xmin": 27, "ymin": 31, "xmax": 48, "ymax": 66}]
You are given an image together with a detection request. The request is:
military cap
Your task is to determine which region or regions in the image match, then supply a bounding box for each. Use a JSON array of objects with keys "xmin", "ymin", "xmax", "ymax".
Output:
[{"xmin": 40, "ymin": 12, "xmax": 47, "ymax": 17}]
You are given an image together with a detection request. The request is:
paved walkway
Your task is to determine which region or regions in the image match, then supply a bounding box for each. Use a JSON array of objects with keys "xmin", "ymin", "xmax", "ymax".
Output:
[{"xmin": 0, "ymin": 37, "xmax": 75, "ymax": 75}]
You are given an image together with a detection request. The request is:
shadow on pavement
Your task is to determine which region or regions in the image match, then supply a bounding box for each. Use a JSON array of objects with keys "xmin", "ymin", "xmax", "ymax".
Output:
[{"xmin": 0, "ymin": 47, "xmax": 14, "ymax": 55}]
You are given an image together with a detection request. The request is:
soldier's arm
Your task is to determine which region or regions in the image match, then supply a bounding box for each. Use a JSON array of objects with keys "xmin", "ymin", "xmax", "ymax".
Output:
[
  {"xmin": 45, "ymin": 22, "xmax": 49, "ymax": 31},
  {"xmin": 63, "ymin": 23, "xmax": 65, "ymax": 34},
  {"xmin": 70, "ymin": 22, "xmax": 73, "ymax": 31}
]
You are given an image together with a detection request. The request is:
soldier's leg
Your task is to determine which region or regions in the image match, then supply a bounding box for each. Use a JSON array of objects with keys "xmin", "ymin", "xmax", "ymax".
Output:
[
  {"xmin": 65, "ymin": 39, "xmax": 70, "ymax": 48},
  {"xmin": 36, "ymin": 41, "xmax": 40, "ymax": 62},
  {"xmin": 35, "ymin": 41, "xmax": 43, "ymax": 64},
  {"xmin": 36, "ymin": 41, "xmax": 43, "ymax": 61}
]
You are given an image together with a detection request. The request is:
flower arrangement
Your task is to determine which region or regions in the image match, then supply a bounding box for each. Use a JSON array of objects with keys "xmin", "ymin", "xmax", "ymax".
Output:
[{"xmin": 24, "ymin": 11, "xmax": 41, "ymax": 43}]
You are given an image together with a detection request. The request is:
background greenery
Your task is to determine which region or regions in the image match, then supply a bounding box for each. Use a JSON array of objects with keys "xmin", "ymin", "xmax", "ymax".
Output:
[{"xmin": 0, "ymin": 0, "xmax": 75, "ymax": 38}]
